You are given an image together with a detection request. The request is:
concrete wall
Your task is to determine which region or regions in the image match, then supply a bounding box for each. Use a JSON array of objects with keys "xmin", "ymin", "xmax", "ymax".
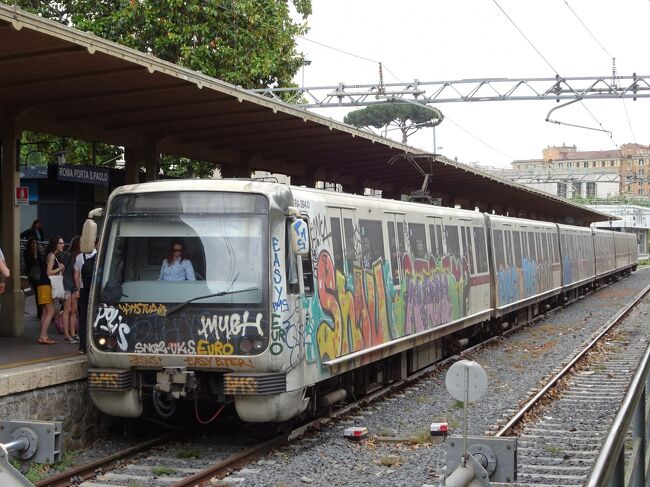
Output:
[{"xmin": 0, "ymin": 358, "xmax": 107, "ymax": 449}]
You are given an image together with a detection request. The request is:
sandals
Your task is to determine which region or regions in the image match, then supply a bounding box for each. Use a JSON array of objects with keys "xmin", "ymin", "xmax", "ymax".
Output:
[{"xmin": 37, "ymin": 337, "xmax": 57, "ymax": 345}]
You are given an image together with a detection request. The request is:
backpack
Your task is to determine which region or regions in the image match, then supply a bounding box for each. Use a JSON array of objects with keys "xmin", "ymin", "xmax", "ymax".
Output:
[{"xmin": 81, "ymin": 253, "xmax": 96, "ymax": 289}]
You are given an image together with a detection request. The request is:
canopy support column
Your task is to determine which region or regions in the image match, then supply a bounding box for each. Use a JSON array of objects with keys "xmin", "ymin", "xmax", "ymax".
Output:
[{"xmin": 0, "ymin": 121, "xmax": 25, "ymax": 336}]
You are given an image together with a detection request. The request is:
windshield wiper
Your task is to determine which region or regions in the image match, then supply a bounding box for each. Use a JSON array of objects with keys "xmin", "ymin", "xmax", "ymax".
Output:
[{"xmin": 166, "ymin": 287, "xmax": 259, "ymax": 316}]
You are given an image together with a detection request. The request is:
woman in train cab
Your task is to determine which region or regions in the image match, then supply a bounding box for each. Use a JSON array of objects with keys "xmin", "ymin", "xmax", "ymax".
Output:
[{"xmin": 159, "ymin": 241, "xmax": 196, "ymax": 281}]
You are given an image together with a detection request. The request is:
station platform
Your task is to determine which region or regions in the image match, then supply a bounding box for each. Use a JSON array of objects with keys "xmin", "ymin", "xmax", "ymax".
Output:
[{"xmin": 0, "ymin": 293, "xmax": 82, "ymax": 370}]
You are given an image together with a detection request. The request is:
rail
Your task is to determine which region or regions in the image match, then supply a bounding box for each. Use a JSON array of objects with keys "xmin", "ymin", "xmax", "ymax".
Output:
[{"xmin": 586, "ymin": 342, "xmax": 650, "ymax": 487}]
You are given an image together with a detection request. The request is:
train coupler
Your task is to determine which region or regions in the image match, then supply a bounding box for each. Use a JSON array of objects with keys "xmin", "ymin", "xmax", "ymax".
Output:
[{"xmin": 155, "ymin": 367, "xmax": 197, "ymax": 399}]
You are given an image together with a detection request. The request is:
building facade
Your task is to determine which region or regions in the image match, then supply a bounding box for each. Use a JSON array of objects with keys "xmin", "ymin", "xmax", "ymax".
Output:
[{"xmin": 499, "ymin": 143, "xmax": 650, "ymax": 200}]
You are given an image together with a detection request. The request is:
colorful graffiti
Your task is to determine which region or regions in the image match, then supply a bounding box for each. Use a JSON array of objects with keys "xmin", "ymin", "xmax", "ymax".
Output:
[
  {"xmin": 311, "ymin": 248, "xmax": 471, "ymax": 364},
  {"xmin": 495, "ymin": 257, "xmax": 554, "ymax": 307}
]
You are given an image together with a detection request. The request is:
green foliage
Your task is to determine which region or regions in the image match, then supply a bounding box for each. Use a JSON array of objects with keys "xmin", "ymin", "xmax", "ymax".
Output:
[
  {"xmin": 15, "ymin": 0, "xmax": 312, "ymax": 177},
  {"xmin": 344, "ymin": 103, "xmax": 443, "ymax": 143},
  {"xmin": 10, "ymin": 450, "xmax": 79, "ymax": 484},
  {"xmin": 176, "ymin": 447, "xmax": 202, "ymax": 459},
  {"xmin": 152, "ymin": 466, "xmax": 176, "ymax": 476},
  {"xmin": 20, "ymin": 132, "xmax": 122, "ymax": 168}
]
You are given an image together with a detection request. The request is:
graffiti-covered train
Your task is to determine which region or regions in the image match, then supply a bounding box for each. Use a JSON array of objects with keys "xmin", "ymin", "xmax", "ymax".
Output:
[{"xmin": 85, "ymin": 179, "xmax": 638, "ymax": 422}]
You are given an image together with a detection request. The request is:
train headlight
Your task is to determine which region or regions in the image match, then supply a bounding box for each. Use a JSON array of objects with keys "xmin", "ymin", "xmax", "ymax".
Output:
[
  {"xmin": 239, "ymin": 339, "xmax": 253, "ymax": 353},
  {"xmin": 94, "ymin": 334, "xmax": 118, "ymax": 351},
  {"xmin": 253, "ymin": 339, "xmax": 264, "ymax": 350}
]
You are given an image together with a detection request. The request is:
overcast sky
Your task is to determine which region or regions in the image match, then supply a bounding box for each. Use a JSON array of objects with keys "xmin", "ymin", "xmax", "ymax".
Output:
[{"xmin": 292, "ymin": 0, "xmax": 650, "ymax": 168}]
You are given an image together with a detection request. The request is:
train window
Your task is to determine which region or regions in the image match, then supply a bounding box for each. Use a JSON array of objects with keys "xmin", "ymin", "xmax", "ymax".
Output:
[
  {"xmin": 504, "ymin": 230, "xmax": 513, "ymax": 267},
  {"xmin": 359, "ymin": 219, "xmax": 385, "ymax": 268},
  {"xmin": 436, "ymin": 224, "xmax": 444, "ymax": 254},
  {"xmin": 428, "ymin": 225, "xmax": 438, "ymax": 257},
  {"xmin": 408, "ymin": 223, "xmax": 427, "ymax": 259},
  {"xmin": 387, "ymin": 221, "xmax": 400, "ymax": 285},
  {"xmin": 535, "ymin": 233, "xmax": 543, "ymax": 261},
  {"xmin": 493, "ymin": 229, "xmax": 505, "ymax": 270},
  {"xmin": 330, "ymin": 217, "xmax": 344, "ymax": 271},
  {"xmin": 343, "ymin": 217, "xmax": 355, "ymax": 272},
  {"xmin": 473, "ymin": 227, "xmax": 488, "ymax": 273},
  {"xmin": 461, "ymin": 226, "xmax": 475, "ymax": 273},
  {"xmin": 445, "ymin": 225, "xmax": 461, "ymax": 260},
  {"xmin": 513, "ymin": 231, "xmax": 522, "ymax": 268},
  {"xmin": 527, "ymin": 232, "xmax": 536, "ymax": 262},
  {"xmin": 397, "ymin": 221, "xmax": 405, "ymax": 255},
  {"xmin": 287, "ymin": 218, "xmax": 314, "ymax": 296}
]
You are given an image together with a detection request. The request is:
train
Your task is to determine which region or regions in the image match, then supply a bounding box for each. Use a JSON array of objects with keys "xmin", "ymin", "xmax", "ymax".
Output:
[{"xmin": 84, "ymin": 179, "xmax": 638, "ymax": 422}]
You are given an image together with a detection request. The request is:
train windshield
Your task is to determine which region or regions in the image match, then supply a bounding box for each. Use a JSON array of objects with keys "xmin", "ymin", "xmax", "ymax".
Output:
[{"xmin": 98, "ymin": 191, "xmax": 269, "ymax": 306}]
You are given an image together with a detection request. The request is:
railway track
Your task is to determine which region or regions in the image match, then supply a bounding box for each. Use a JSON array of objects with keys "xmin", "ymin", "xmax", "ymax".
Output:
[
  {"xmin": 36, "ymin": 280, "xmax": 649, "ymax": 487},
  {"xmin": 492, "ymin": 284, "xmax": 650, "ymax": 486}
]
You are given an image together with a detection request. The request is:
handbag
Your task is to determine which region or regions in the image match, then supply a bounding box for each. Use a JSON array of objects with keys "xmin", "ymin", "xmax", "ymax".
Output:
[
  {"xmin": 49, "ymin": 274, "xmax": 65, "ymax": 299},
  {"xmin": 49, "ymin": 257, "xmax": 65, "ymax": 299}
]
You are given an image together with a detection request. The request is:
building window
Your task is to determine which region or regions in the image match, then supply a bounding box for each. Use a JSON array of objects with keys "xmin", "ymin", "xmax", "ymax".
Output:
[
  {"xmin": 583, "ymin": 161, "xmax": 589, "ymax": 168},
  {"xmin": 639, "ymin": 188, "xmax": 644, "ymax": 195},
  {"xmin": 568, "ymin": 162, "xmax": 573, "ymax": 168},
  {"xmin": 640, "ymin": 159, "xmax": 645, "ymax": 165},
  {"xmin": 557, "ymin": 182, "xmax": 567, "ymax": 198},
  {"xmin": 572, "ymin": 182, "xmax": 582, "ymax": 197},
  {"xmin": 558, "ymin": 162, "xmax": 563, "ymax": 168},
  {"xmin": 610, "ymin": 161, "xmax": 615, "ymax": 166},
  {"xmin": 601, "ymin": 161, "xmax": 606, "ymax": 167},
  {"xmin": 586, "ymin": 182, "xmax": 595, "ymax": 198}
]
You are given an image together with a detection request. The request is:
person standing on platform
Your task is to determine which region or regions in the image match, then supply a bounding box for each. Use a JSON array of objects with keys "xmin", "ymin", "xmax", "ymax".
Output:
[
  {"xmin": 74, "ymin": 238, "xmax": 97, "ymax": 354},
  {"xmin": 23, "ymin": 237, "xmax": 43, "ymax": 319},
  {"xmin": 37, "ymin": 236, "xmax": 65, "ymax": 344},
  {"xmin": 61, "ymin": 236, "xmax": 80, "ymax": 344},
  {"xmin": 20, "ymin": 219, "xmax": 45, "ymax": 243}
]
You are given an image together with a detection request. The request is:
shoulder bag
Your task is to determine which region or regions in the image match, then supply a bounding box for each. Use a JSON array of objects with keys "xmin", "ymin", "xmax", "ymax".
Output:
[{"xmin": 49, "ymin": 257, "xmax": 65, "ymax": 300}]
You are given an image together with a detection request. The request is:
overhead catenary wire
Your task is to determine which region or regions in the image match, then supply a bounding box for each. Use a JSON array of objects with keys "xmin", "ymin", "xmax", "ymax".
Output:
[
  {"xmin": 493, "ymin": 0, "xmax": 617, "ymax": 150},
  {"xmin": 560, "ymin": 0, "xmax": 641, "ymax": 162}
]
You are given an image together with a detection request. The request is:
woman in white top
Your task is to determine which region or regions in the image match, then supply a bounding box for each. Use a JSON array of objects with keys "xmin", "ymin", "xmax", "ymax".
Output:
[{"xmin": 159, "ymin": 241, "xmax": 195, "ymax": 281}]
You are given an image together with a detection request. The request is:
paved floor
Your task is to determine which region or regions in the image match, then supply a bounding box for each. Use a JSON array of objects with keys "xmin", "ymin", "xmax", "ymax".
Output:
[{"xmin": 0, "ymin": 293, "xmax": 81, "ymax": 369}]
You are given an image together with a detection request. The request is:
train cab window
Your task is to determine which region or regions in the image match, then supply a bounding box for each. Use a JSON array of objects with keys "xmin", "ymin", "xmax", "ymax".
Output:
[
  {"xmin": 387, "ymin": 221, "xmax": 400, "ymax": 285},
  {"xmin": 445, "ymin": 225, "xmax": 461, "ymax": 260},
  {"xmin": 359, "ymin": 219, "xmax": 385, "ymax": 268},
  {"xmin": 493, "ymin": 229, "xmax": 505, "ymax": 270},
  {"xmin": 408, "ymin": 223, "xmax": 427, "ymax": 259},
  {"xmin": 473, "ymin": 227, "xmax": 488, "ymax": 273},
  {"xmin": 330, "ymin": 217, "xmax": 344, "ymax": 271},
  {"xmin": 513, "ymin": 231, "xmax": 522, "ymax": 268}
]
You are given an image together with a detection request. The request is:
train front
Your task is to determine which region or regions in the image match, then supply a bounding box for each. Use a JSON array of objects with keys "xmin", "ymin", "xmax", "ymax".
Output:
[{"xmin": 86, "ymin": 181, "xmax": 307, "ymax": 422}]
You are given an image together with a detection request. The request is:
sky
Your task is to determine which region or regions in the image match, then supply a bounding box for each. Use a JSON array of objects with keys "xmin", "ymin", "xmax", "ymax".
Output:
[{"xmin": 291, "ymin": 0, "xmax": 650, "ymax": 168}]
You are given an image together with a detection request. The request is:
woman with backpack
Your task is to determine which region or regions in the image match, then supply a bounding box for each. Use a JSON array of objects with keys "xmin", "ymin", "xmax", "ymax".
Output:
[{"xmin": 74, "ymin": 238, "xmax": 97, "ymax": 354}]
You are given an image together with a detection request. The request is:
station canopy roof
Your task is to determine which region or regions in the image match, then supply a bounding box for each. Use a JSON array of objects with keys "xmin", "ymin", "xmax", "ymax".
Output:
[{"xmin": 0, "ymin": 3, "xmax": 611, "ymax": 224}]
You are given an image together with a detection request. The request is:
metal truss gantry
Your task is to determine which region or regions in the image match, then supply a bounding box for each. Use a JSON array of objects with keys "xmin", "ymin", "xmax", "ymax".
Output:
[{"xmin": 252, "ymin": 75, "xmax": 650, "ymax": 108}]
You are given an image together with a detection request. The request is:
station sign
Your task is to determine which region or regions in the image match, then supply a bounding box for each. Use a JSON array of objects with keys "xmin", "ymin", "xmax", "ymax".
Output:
[
  {"xmin": 15, "ymin": 186, "xmax": 29, "ymax": 206},
  {"xmin": 57, "ymin": 164, "xmax": 110, "ymax": 187}
]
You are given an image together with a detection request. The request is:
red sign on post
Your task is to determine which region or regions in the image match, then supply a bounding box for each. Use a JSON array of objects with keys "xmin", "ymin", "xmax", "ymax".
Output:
[{"xmin": 15, "ymin": 186, "xmax": 29, "ymax": 206}]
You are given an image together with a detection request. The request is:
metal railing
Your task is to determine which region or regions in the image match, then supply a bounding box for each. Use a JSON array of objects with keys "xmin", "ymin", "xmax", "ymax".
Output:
[{"xmin": 586, "ymin": 343, "xmax": 650, "ymax": 487}]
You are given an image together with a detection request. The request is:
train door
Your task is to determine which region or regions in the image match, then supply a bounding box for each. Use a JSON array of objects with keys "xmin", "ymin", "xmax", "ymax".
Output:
[{"xmin": 386, "ymin": 212, "xmax": 406, "ymax": 286}]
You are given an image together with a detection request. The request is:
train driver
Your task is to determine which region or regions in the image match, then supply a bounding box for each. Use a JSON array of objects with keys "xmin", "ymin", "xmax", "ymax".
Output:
[{"xmin": 159, "ymin": 241, "xmax": 196, "ymax": 281}]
